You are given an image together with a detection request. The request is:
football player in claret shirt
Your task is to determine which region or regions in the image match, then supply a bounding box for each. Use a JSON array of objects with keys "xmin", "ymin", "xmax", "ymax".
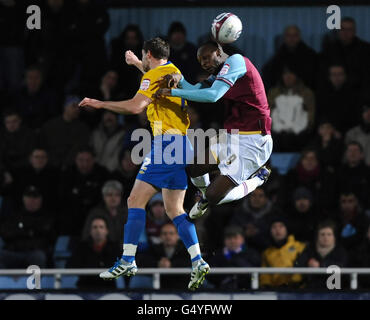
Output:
[
  {"xmin": 79, "ymin": 37, "xmax": 209, "ymax": 291},
  {"xmin": 155, "ymin": 41, "xmax": 273, "ymax": 219}
]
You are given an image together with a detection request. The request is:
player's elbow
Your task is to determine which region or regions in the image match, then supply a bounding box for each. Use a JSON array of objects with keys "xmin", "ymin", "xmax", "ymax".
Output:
[{"xmin": 204, "ymin": 92, "xmax": 219, "ymax": 103}]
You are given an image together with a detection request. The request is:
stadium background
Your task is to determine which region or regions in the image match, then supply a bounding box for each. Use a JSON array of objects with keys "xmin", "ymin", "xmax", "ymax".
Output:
[{"xmin": 0, "ymin": 0, "xmax": 370, "ymax": 299}]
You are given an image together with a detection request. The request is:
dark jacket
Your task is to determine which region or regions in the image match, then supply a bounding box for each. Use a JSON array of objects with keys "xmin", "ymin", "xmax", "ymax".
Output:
[
  {"xmin": 295, "ymin": 243, "xmax": 348, "ymax": 289},
  {"xmin": 67, "ymin": 238, "xmax": 121, "ymax": 290},
  {"xmin": 0, "ymin": 126, "xmax": 37, "ymax": 170},
  {"xmin": 0, "ymin": 207, "xmax": 55, "ymax": 252},
  {"xmin": 136, "ymin": 241, "xmax": 190, "ymax": 290},
  {"xmin": 207, "ymin": 245, "xmax": 261, "ymax": 289},
  {"xmin": 58, "ymin": 164, "xmax": 109, "ymax": 235}
]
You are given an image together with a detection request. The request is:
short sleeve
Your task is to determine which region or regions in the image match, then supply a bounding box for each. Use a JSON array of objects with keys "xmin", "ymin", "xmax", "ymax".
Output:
[
  {"xmin": 215, "ymin": 54, "xmax": 247, "ymax": 87},
  {"xmin": 137, "ymin": 71, "xmax": 156, "ymax": 99}
]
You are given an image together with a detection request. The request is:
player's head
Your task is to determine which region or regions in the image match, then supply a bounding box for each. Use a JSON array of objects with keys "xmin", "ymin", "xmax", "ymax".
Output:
[
  {"xmin": 142, "ymin": 37, "xmax": 170, "ymax": 72},
  {"xmin": 197, "ymin": 41, "xmax": 226, "ymax": 74}
]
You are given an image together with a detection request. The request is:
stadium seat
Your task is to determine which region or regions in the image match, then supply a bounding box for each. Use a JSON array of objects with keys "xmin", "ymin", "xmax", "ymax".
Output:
[
  {"xmin": 60, "ymin": 275, "xmax": 79, "ymax": 289},
  {"xmin": 129, "ymin": 275, "xmax": 153, "ymax": 289},
  {"xmin": 41, "ymin": 276, "xmax": 55, "ymax": 289},
  {"xmin": 0, "ymin": 276, "xmax": 29, "ymax": 289},
  {"xmin": 53, "ymin": 236, "xmax": 76, "ymax": 268},
  {"xmin": 115, "ymin": 277, "xmax": 126, "ymax": 289},
  {"xmin": 270, "ymin": 152, "xmax": 301, "ymax": 175}
]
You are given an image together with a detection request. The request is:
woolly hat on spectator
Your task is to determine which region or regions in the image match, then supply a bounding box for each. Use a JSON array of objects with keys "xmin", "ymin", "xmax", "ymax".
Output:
[
  {"xmin": 224, "ymin": 225, "xmax": 244, "ymax": 238},
  {"xmin": 23, "ymin": 185, "xmax": 41, "ymax": 197},
  {"xmin": 102, "ymin": 180, "xmax": 123, "ymax": 195},
  {"xmin": 64, "ymin": 95, "xmax": 80, "ymax": 108},
  {"xmin": 269, "ymin": 215, "xmax": 289, "ymax": 229},
  {"xmin": 293, "ymin": 186, "xmax": 313, "ymax": 203},
  {"xmin": 149, "ymin": 193, "xmax": 163, "ymax": 206}
]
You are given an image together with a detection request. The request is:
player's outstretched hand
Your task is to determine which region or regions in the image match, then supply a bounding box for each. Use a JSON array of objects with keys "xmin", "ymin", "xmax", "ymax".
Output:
[
  {"xmin": 153, "ymin": 88, "xmax": 171, "ymax": 99},
  {"xmin": 152, "ymin": 73, "xmax": 182, "ymax": 91},
  {"xmin": 125, "ymin": 50, "xmax": 141, "ymax": 66},
  {"xmin": 79, "ymin": 97, "xmax": 103, "ymax": 109}
]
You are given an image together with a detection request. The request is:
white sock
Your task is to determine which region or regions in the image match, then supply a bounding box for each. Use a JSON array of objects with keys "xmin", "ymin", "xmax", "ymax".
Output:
[
  {"xmin": 191, "ymin": 174, "xmax": 210, "ymax": 197},
  {"xmin": 217, "ymin": 176, "xmax": 264, "ymax": 205}
]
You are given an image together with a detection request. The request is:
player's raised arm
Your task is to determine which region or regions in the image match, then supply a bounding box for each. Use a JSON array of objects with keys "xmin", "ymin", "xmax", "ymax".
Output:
[
  {"xmin": 158, "ymin": 54, "xmax": 247, "ymax": 103},
  {"xmin": 125, "ymin": 50, "xmax": 145, "ymax": 74},
  {"xmin": 79, "ymin": 93, "xmax": 151, "ymax": 115}
]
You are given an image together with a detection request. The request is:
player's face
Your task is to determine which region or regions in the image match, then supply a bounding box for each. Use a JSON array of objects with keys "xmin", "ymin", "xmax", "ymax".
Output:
[
  {"xmin": 197, "ymin": 47, "xmax": 221, "ymax": 74},
  {"xmin": 142, "ymin": 49, "xmax": 151, "ymax": 72}
]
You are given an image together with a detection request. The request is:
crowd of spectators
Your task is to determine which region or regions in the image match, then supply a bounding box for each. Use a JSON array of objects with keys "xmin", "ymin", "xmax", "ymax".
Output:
[{"xmin": 1, "ymin": 0, "xmax": 370, "ymax": 291}]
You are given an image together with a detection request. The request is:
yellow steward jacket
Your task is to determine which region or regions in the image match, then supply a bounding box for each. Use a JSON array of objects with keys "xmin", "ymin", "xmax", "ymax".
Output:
[{"xmin": 260, "ymin": 235, "xmax": 306, "ymax": 287}]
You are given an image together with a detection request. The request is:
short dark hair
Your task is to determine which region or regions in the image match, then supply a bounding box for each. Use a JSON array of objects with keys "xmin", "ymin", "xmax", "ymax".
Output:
[
  {"xmin": 168, "ymin": 21, "xmax": 187, "ymax": 36},
  {"xmin": 316, "ymin": 220, "xmax": 337, "ymax": 239},
  {"xmin": 342, "ymin": 17, "xmax": 356, "ymax": 25},
  {"xmin": 199, "ymin": 40, "xmax": 220, "ymax": 51},
  {"xmin": 76, "ymin": 146, "xmax": 95, "ymax": 157},
  {"xmin": 143, "ymin": 37, "xmax": 170, "ymax": 60}
]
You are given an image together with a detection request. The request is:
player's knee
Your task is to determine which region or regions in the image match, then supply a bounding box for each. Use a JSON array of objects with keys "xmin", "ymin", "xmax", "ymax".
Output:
[{"xmin": 127, "ymin": 194, "xmax": 139, "ymax": 208}]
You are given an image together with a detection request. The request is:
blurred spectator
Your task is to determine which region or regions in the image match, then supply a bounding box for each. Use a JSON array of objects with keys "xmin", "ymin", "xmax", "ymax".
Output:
[
  {"xmin": 0, "ymin": 109, "xmax": 37, "ymax": 171},
  {"xmin": 187, "ymin": 105, "xmax": 202, "ymax": 130},
  {"xmin": 24, "ymin": 0, "xmax": 71, "ymax": 90},
  {"xmin": 0, "ymin": 186, "xmax": 55, "ymax": 268},
  {"xmin": 0, "ymin": 0, "xmax": 24, "ymax": 92},
  {"xmin": 90, "ymin": 110, "xmax": 126, "ymax": 172},
  {"xmin": 83, "ymin": 180, "xmax": 127, "ymax": 245},
  {"xmin": 284, "ymin": 149, "xmax": 337, "ymax": 210},
  {"xmin": 145, "ymin": 193, "xmax": 171, "ymax": 245},
  {"xmin": 11, "ymin": 147, "xmax": 60, "ymax": 210},
  {"xmin": 286, "ymin": 187, "xmax": 318, "ymax": 243},
  {"xmin": 58, "ymin": 147, "xmax": 109, "ymax": 235},
  {"xmin": 63, "ymin": 0, "xmax": 110, "ymax": 92},
  {"xmin": 263, "ymin": 25, "xmax": 318, "ymax": 90},
  {"xmin": 268, "ymin": 66, "xmax": 315, "ymax": 151},
  {"xmin": 110, "ymin": 24, "xmax": 144, "ymax": 98},
  {"xmin": 39, "ymin": 95, "xmax": 90, "ymax": 168},
  {"xmin": 167, "ymin": 22, "xmax": 201, "ymax": 83},
  {"xmin": 316, "ymin": 65, "xmax": 359, "ymax": 134},
  {"xmin": 13, "ymin": 65, "xmax": 60, "ymax": 129},
  {"xmin": 229, "ymin": 187, "xmax": 277, "ymax": 252},
  {"xmin": 260, "ymin": 217, "xmax": 306, "ymax": 288},
  {"xmin": 67, "ymin": 216, "xmax": 121, "ymax": 289},
  {"xmin": 110, "ymin": 149, "xmax": 139, "ymax": 201},
  {"xmin": 332, "ymin": 191, "xmax": 369, "ymax": 250},
  {"xmin": 337, "ymin": 142, "xmax": 370, "ymax": 207},
  {"xmin": 80, "ymin": 70, "xmax": 124, "ymax": 129},
  {"xmin": 207, "ymin": 226, "xmax": 261, "ymax": 290},
  {"xmin": 345, "ymin": 104, "xmax": 370, "ymax": 166},
  {"xmin": 350, "ymin": 221, "xmax": 370, "ymax": 288},
  {"xmin": 137, "ymin": 222, "xmax": 190, "ymax": 289},
  {"xmin": 320, "ymin": 17, "xmax": 370, "ymax": 93},
  {"xmin": 308, "ymin": 119, "xmax": 344, "ymax": 170},
  {"xmin": 295, "ymin": 220, "xmax": 348, "ymax": 289}
]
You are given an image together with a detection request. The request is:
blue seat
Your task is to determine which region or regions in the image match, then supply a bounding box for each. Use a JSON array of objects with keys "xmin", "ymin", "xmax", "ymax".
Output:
[
  {"xmin": 129, "ymin": 275, "xmax": 153, "ymax": 289},
  {"xmin": 53, "ymin": 236, "xmax": 73, "ymax": 268},
  {"xmin": 0, "ymin": 276, "xmax": 29, "ymax": 289},
  {"xmin": 41, "ymin": 276, "xmax": 55, "ymax": 289},
  {"xmin": 60, "ymin": 275, "xmax": 78, "ymax": 289},
  {"xmin": 115, "ymin": 277, "xmax": 126, "ymax": 289},
  {"xmin": 270, "ymin": 152, "xmax": 301, "ymax": 175}
]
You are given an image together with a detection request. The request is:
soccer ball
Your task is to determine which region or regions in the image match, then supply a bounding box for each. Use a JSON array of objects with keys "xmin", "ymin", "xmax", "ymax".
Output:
[{"xmin": 211, "ymin": 12, "xmax": 243, "ymax": 44}]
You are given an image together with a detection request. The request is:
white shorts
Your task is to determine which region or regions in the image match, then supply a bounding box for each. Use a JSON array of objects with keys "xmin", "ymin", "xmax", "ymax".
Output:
[{"xmin": 209, "ymin": 133, "xmax": 273, "ymax": 185}]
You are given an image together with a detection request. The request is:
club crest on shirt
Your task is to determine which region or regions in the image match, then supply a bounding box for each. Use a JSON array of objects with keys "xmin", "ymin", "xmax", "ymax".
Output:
[
  {"xmin": 140, "ymin": 79, "xmax": 151, "ymax": 91},
  {"xmin": 219, "ymin": 64, "xmax": 230, "ymax": 76}
]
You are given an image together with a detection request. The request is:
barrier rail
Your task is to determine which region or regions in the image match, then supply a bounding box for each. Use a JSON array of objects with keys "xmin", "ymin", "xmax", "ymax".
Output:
[{"xmin": 1, "ymin": 268, "xmax": 370, "ymax": 290}]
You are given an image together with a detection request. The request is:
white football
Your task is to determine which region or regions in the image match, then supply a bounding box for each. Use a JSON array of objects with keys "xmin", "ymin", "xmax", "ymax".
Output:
[{"xmin": 211, "ymin": 12, "xmax": 243, "ymax": 44}]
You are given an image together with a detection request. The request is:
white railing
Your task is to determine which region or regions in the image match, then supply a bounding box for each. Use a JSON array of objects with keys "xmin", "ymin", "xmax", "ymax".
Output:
[{"xmin": 1, "ymin": 268, "xmax": 370, "ymax": 290}]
